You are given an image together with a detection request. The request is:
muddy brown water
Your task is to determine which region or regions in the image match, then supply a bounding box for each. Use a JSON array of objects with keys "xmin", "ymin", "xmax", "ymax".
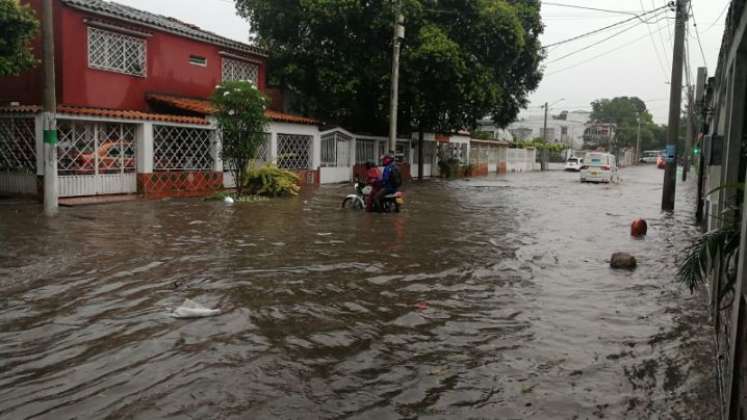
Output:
[{"xmin": 0, "ymin": 166, "xmax": 718, "ymax": 419}]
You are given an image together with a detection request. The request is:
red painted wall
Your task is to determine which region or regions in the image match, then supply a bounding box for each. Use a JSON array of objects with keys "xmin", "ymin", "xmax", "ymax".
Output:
[{"xmin": 0, "ymin": 0, "xmax": 266, "ymax": 111}]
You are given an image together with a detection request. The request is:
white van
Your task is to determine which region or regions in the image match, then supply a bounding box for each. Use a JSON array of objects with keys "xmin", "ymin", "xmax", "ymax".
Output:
[{"xmin": 580, "ymin": 152, "xmax": 619, "ymax": 183}]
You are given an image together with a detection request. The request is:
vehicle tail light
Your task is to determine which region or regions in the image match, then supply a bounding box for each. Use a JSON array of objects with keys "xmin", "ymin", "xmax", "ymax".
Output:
[{"xmin": 601, "ymin": 165, "xmax": 610, "ymax": 171}]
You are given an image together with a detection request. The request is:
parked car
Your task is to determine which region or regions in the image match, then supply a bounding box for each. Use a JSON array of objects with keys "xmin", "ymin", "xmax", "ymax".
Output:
[
  {"xmin": 580, "ymin": 152, "xmax": 620, "ymax": 183},
  {"xmin": 640, "ymin": 150, "xmax": 659, "ymax": 164},
  {"xmin": 565, "ymin": 157, "xmax": 583, "ymax": 171}
]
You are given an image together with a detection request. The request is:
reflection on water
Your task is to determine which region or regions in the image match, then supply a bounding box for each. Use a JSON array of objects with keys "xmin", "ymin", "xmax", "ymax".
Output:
[{"xmin": 0, "ymin": 166, "xmax": 717, "ymax": 419}]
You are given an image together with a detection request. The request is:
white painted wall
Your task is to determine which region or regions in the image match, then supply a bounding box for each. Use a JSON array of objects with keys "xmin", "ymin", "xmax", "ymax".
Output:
[{"xmin": 320, "ymin": 167, "xmax": 352, "ymax": 184}]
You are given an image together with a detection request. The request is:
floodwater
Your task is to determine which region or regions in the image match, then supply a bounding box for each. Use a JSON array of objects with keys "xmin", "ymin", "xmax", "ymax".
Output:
[{"xmin": 0, "ymin": 166, "xmax": 718, "ymax": 419}]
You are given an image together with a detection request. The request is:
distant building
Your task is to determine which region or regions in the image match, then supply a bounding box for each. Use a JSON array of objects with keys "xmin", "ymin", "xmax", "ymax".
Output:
[
  {"xmin": 583, "ymin": 122, "xmax": 617, "ymax": 150},
  {"xmin": 486, "ymin": 110, "xmax": 590, "ymax": 149}
]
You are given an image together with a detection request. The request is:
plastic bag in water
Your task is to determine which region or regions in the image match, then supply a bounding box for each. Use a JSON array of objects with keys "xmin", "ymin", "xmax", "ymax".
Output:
[{"xmin": 171, "ymin": 298, "xmax": 221, "ymax": 319}]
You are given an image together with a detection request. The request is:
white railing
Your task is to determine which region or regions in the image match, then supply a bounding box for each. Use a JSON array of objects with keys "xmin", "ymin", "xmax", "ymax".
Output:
[{"xmin": 0, "ymin": 117, "xmax": 36, "ymax": 174}]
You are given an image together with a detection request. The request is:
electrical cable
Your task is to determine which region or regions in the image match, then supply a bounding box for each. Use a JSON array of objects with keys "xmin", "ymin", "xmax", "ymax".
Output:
[
  {"xmin": 704, "ymin": 2, "xmax": 730, "ymax": 33},
  {"xmin": 544, "ymin": 23, "xmax": 670, "ymax": 77},
  {"xmin": 641, "ymin": 0, "xmax": 670, "ymax": 83},
  {"xmin": 652, "ymin": 0, "xmax": 673, "ymax": 70},
  {"xmin": 542, "ymin": 2, "xmax": 655, "ymax": 17},
  {"xmin": 547, "ymin": 12, "xmax": 670, "ymax": 64},
  {"xmin": 688, "ymin": 1, "xmax": 708, "ymax": 68},
  {"xmin": 542, "ymin": 5, "xmax": 670, "ymax": 50}
]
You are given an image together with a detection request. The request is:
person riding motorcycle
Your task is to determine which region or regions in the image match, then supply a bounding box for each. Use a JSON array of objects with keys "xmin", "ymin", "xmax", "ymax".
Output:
[
  {"xmin": 372, "ymin": 154, "xmax": 399, "ymax": 212},
  {"xmin": 364, "ymin": 161, "xmax": 380, "ymax": 211}
]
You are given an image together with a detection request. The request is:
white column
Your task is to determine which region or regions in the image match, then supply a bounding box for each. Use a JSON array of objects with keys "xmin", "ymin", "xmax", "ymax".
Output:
[
  {"xmin": 311, "ymin": 130, "xmax": 321, "ymax": 170},
  {"xmin": 34, "ymin": 113, "xmax": 44, "ymax": 175},
  {"xmin": 350, "ymin": 136, "xmax": 357, "ymax": 167},
  {"xmin": 270, "ymin": 131, "xmax": 278, "ymax": 165},
  {"xmin": 137, "ymin": 122, "xmax": 154, "ymax": 173},
  {"xmin": 208, "ymin": 119, "xmax": 223, "ymax": 173}
]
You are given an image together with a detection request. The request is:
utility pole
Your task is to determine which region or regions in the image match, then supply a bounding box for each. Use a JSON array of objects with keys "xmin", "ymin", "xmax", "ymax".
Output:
[
  {"xmin": 42, "ymin": 0, "xmax": 58, "ymax": 216},
  {"xmin": 388, "ymin": 2, "xmax": 404, "ymax": 154},
  {"xmin": 662, "ymin": 0, "xmax": 688, "ymax": 211},
  {"xmin": 683, "ymin": 85, "xmax": 694, "ymax": 181},
  {"xmin": 542, "ymin": 102, "xmax": 548, "ymax": 171},
  {"xmin": 695, "ymin": 67, "xmax": 708, "ymax": 224},
  {"xmin": 636, "ymin": 114, "xmax": 642, "ymax": 165}
]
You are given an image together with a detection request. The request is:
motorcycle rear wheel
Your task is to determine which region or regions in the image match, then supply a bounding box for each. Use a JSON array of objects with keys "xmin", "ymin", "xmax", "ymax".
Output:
[{"xmin": 342, "ymin": 197, "xmax": 364, "ymax": 210}]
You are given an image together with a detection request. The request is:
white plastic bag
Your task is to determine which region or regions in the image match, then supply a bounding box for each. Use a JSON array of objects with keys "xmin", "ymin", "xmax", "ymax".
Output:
[{"xmin": 171, "ymin": 298, "xmax": 221, "ymax": 319}]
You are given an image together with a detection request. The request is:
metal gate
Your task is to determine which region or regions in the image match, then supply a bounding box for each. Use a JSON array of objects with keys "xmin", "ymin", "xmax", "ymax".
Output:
[{"xmin": 57, "ymin": 121, "xmax": 137, "ymax": 197}]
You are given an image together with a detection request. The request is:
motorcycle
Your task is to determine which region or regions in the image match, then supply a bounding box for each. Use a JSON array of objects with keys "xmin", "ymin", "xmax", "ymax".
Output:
[{"xmin": 341, "ymin": 180, "xmax": 404, "ymax": 212}]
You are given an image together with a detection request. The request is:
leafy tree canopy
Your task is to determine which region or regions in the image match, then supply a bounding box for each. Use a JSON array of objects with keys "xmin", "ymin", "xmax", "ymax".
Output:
[
  {"xmin": 235, "ymin": 0, "xmax": 544, "ymax": 134},
  {"xmin": 211, "ymin": 81, "xmax": 270, "ymax": 196},
  {"xmin": 590, "ymin": 96, "xmax": 666, "ymax": 151},
  {"xmin": 0, "ymin": 0, "xmax": 39, "ymax": 77}
]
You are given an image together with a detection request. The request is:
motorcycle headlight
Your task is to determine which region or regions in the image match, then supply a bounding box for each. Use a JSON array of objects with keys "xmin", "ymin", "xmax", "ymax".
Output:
[{"xmin": 355, "ymin": 183, "xmax": 360, "ymax": 189}]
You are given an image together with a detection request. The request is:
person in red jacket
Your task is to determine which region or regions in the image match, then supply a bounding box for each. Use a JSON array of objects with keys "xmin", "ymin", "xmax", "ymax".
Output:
[{"xmin": 365, "ymin": 161, "xmax": 380, "ymax": 211}]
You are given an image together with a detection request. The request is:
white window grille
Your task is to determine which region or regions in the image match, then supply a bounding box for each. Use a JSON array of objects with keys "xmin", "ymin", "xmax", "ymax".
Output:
[
  {"xmin": 222, "ymin": 57, "xmax": 259, "ymax": 85},
  {"xmin": 0, "ymin": 117, "xmax": 36, "ymax": 173},
  {"xmin": 256, "ymin": 133, "xmax": 271, "ymax": 162},
  {"xmin": 321, "ymin": 132, "xmax": 352, "ymax": 167},
  {"xmin": 88, "ymin": 27, "xmax": 146, "ymax": 77},
  {"xmin": 153, "ymin": 125, "xmax": 213, "ymax": 171},
  {"xmin": 356, "ymin": 138, "xmax": 376, "ymax": 164},
  {"xmin": 277, "ymin": 133, "xmax": 312, "ymax": 169},
  {"xmin": 57, "ymin": 121, "xmax": 136, "ymax": 176}
]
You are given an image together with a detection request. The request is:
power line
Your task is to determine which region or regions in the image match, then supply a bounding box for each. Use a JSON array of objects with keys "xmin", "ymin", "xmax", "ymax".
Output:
[
  {"xmin": 704, "ymin": 2, "xmax": 730, "ymax": 33},
  {"xmin": 688, "ymin": 1, "xmax": 708, "ymax": 68},
  {"xmin": 547, "ymin": 12, "xmax": 670, "ymax": 64},
  {"xmin": 542, "ymin": 2, "xmax": 655, "ymax": 17},
  {"xmin": 641, "ymin": 0, "xmax": 671, "ymax": 83},
  {"xmin": 545, "ymin": 23, "xmax": 670, "ymax": 77},
  {"xmin": 543, "ymin": 5, "xmax": 669, "ymax": 49}
]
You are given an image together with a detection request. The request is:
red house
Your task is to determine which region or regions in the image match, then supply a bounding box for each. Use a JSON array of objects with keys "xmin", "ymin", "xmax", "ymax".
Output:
[{"xmin": 0, "ymin": 0, "xmax": 323, "ymax": 199}]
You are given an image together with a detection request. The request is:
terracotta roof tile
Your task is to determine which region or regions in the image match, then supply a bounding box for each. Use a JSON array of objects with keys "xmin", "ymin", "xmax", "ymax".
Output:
[
  {"xmin": 147, "ymin": 93, "xmax": 320, "ymax": 126},
  {"xmin": 0, "ymin": 104, "xmax": 209, "ymax": 125}
]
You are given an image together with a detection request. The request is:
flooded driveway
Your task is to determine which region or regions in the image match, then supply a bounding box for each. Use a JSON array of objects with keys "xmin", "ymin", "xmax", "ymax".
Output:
[{"xmin": 0, "ymin": 166, "xmax": 718, "ymax": 419}]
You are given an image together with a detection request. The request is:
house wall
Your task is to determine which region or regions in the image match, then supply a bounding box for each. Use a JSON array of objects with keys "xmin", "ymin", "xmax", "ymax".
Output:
[{"xmin": 1, "ymin": 0, "xmax": 266, "ymax": 110}]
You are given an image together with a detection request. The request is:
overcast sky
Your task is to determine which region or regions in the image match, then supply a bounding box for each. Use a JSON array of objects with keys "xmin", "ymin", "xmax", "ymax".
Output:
[{"xmin": 116, "ymin": 0, "xmax": 729, "ymax": 124}]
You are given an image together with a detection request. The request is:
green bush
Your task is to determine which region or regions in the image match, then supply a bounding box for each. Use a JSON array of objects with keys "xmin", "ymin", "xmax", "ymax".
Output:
[{"xmin": 245, "ymin": 164, "xmax": 301, "ymax": 197}]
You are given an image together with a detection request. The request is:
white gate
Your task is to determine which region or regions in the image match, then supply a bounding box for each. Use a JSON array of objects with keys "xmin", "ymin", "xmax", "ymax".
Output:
[{"xmin": 57, "ymin": 121, "xmax": 137, "ymax": 197}]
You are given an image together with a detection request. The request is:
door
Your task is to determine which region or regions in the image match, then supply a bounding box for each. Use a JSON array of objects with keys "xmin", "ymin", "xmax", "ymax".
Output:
[{"xmin": 57, "ymin": 121, "xmax": 138, "ymax": 197}]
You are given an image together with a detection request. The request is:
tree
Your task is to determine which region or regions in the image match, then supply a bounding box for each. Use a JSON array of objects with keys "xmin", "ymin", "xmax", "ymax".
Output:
[
  {"xmin": 0, "ymin": 0, "xmax": 39, "ymax": 77},
  {"xmin": 235, "ymin": 0, "xmax": 543, "ymax": 135},
  {"xmin": 211, "ymin": 81, "xmax": 270, "ymax": 197},
  {"xmin": 589, "ymin": 96, "xmax": 666, "ymax": 151}
]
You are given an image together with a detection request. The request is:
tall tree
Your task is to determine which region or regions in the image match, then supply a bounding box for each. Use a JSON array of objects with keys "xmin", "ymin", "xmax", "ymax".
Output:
[
  {"xmin": 235, "ymin": 0, "xmax": 543, "ymax": 135},
  {"xmin": 0, "ymin": 0, "xmax": 39, "ymax": 77},
  {"xmin": 590, "ymin": 96, "xmax": 665, "ymax": 151}
]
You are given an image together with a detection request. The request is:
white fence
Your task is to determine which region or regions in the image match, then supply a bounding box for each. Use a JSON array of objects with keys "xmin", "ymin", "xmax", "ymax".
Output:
[{"xmin": 0, "ymin": 116, "xmax": 37, "ymax": 195}]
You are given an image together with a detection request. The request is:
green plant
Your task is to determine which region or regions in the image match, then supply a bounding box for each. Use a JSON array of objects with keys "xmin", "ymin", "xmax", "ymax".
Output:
[
  {"xmin": 0, "ymin": 0, "xmax": 39, "ymax": 76},
  {"xmin": 211, "ymin": 81, "xmax": 270, "ymax": 197},
  {"xmin": 245, "ymin": 164, "xmax": 301, "ymax": 197},
  {"xmin": 678, "ymin": 182, "xmax": 744, "ymax": 308}
]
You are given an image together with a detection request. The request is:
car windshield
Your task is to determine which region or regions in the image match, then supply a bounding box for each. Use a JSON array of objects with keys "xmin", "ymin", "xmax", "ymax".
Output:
[{"xmin": 586, "ymin": 154, "xmax": 607, "ymax": 166}]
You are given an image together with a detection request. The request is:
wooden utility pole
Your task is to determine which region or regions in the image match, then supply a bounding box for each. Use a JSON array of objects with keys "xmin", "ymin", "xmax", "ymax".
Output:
[
  {"xmin": 683, "ymin": 85, "xmax": 695, "ymax": 181},
  {"xmin": 42, "ymin": 0, "xmax": 58, "ymax": 215},
  {"xmin": 388, "ymin": 2, "xmax": 404, "ymax": 154},
  {"xmin": 542, "ymin": 102, "xmax": 548, "ymax": 171},
  {"xmin": 662, "ymin": 0, "xmax": 688, "ymax": 211},
  {"xmin": 695, "ymin": 67, "xmax": 708, "ymax": 223},
  {"xmin": 636, "ymin": 114, "xmax": 642, "ymax": 165}
]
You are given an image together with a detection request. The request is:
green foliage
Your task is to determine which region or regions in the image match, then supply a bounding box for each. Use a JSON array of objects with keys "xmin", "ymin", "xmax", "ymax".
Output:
[
  {"xmin": 0, "ymin": 0, "xmax": 39, "ymax": 76},
  {"xmin": 678, "ymin": 227, "xmax": 740, "ymax": 299},
  {"xmin": 211, "ymin": 81, "xmax": 270, "ymax": 196},
  {"xmin": 589, "ymin": 96, "xmax": 666, "ymax": 150},
  {"xmin": 245, "ymin": 164, "xmax": 301, "ymax": 197},
  {"xmin": 235, "ymin": 0, "xmax": 544, "ymax": 134}
]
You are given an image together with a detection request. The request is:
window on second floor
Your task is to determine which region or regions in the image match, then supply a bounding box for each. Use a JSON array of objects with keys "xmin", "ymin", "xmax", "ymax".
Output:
[
  {"xmin": 88, "ymin": 27, "xmax": 147, "ymax": 77},
  {"xmin": 189, "ymin": 55, "xmax": 207, "ymax": 67},
  {"xmin": 221, "ymin": 57, "xmax": 258, "ymax": 85}
]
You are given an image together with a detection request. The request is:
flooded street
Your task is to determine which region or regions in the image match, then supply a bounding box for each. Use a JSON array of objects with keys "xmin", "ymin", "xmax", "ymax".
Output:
[{"xmin": 0, "ymin": 166, "xmax": 718, "ymax": 419}]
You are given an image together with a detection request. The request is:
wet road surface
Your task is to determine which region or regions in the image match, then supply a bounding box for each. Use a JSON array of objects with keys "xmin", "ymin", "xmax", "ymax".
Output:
[{"xmin": 0, "ymin": 166, "xmax": 718, "ymax": 419}]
